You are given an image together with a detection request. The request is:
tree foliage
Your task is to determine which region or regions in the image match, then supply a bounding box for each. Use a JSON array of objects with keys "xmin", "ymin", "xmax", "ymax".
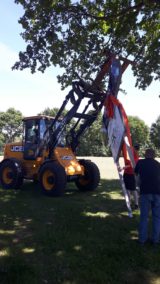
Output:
[
  {"xmin": 150, "ymin": 115, "xmax": 160, "ymax": 149},
  {"xmin": 76, "ymin": 113, "xmax": 109, "ymax": 156},
  {"xmin": 0, "ymin": 133, "xmax": 5, "ymax": 154},
  {"xmin": 128, "ymin": 115, "xmax": 149, "ymax": 147},
  {"xmin": 40, "ymin": 107, "xmax": 60, "ymax": 117},
  {"xmin": 13, "ymin": 0, "xmax": 160, "ymax": 90},
  {"xmin": 0, "ymin": 108, "xmax": 23, "ymax": 144},
  {"xmin": 40, "ymin": 107, "xmax": 67, "ymax": 117}
]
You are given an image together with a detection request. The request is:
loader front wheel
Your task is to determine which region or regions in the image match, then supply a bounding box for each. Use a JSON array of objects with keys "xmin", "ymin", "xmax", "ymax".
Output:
[
  {"xmin": 0, "ymin": 159, "xmax": 23, "ymax": 189},
  {"xmin": 39, "ymin": 162, "xmax": 67, "ymax": 197},
  {"xmin": 75, "ymin": 160, "xmax": 100, "ymax": 191}
]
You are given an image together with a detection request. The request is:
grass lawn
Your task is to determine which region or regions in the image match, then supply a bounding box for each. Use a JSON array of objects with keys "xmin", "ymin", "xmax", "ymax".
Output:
[{"xmin": 0, "ymin": 179, "xmax": 160, "ymax": 284}]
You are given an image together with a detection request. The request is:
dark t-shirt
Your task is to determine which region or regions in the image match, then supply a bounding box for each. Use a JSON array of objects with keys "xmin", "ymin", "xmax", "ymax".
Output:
[{"xmin": 135, "ymin": 158, "xmax": 160, "ymax": 194}]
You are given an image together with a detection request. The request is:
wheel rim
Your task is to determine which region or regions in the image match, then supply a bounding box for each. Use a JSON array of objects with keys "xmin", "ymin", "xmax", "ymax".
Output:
[
  {"xmin": 42, "ymin": 169, "xmax": 55, "ymax": 191},
  {"xmin": 2, "ymin": 167, "xmax": 13, "ymax": 185}
]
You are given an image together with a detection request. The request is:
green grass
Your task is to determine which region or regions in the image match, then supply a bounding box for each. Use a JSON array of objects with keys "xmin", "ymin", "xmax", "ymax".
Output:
[{"xmin": 0, "ymin": 180, "xmax": 160, "ymax": 284}]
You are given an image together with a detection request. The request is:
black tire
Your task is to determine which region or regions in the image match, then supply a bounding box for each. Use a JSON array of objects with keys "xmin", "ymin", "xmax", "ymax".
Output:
[
  {"xmin": 0, "ymin": 159, "xmax": 23, "ymax": 189},
  {"xmin": 39, "ymin": 161, "xmax": 67, "ymax": 197},
  {"xmin": 75, "ymin": 160, "xmax": 100, "ymax": 191}
]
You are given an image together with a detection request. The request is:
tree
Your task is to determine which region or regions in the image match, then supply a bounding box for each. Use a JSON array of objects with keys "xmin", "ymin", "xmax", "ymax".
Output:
[
  {"xmin": 0, "ymin": 133, "xmax": 5, "ymax": 154},
  {"xmin": 0, "ymin": 108, "xmax": 23, "ymax": 143},
  {"xmin": 150, "ymin": 115, "xmax": 160, "ymax": 149},
  {"xmin": 40, "ymin": 107, "xmax": 67, "ymax": 117},
  {"xmin": 76, "ymin": 113, "xmax": 109, "ymax": 156},
  {"xmin": 39, "ymin": 107, "xmax": 56, "ymax": 116},
  {"xmin": 13, "ymin": 1, "xmax": 160, "ymax": 90},
  {"xmin": 128, "ymin": 116, "xmax": 149, "ymax": 147}
]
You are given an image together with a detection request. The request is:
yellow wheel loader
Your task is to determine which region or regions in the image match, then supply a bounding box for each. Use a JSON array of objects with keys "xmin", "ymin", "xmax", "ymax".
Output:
[
  {"xmin": 0, "ymin": 53, "xmax": 126, "ymax": 196},
  {"xmin": 0, "ymin": 81, "xmax": 105, "ymax": 196}
]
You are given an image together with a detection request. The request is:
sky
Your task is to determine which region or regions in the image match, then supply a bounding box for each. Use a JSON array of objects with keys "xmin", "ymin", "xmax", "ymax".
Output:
[{"xmin": 0, "ymin": 0, "xmax": 159, "ymax": 127}]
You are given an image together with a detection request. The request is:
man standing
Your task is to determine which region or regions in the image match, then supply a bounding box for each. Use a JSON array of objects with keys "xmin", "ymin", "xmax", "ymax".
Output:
[{"xmin": 135, "ymin": 148, "xmax": 160, "ymax": 245}]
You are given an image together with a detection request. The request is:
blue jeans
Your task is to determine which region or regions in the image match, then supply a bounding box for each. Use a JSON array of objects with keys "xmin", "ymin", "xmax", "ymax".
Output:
[{"xmin": 139, "ymin": 194, "xmax": 160, "ymax": 243}]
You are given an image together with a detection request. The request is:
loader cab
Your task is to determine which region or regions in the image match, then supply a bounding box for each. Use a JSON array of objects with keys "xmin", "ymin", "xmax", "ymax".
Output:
[
  {"xmin": 23, "ymin": 115, "xmax": 66, "ymax": 160},
  {"xmin": 25, "ymin": 119, "xmax": 39, "ymax": 144},
  {"xmin": 23, "ymin": 115, "xmax": 55, "ymax": 160}
]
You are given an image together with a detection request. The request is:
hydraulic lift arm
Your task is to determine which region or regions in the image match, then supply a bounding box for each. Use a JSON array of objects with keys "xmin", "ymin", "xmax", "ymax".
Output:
[{"xmin": 37, "ymin": 53, "xmax": 135, "ymax": 161}]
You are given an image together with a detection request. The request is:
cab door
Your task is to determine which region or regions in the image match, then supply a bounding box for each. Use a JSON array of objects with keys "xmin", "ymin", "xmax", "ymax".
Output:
[{"xmin": 23, "ymin": 119, "xmax": 40, "ymax": 160}]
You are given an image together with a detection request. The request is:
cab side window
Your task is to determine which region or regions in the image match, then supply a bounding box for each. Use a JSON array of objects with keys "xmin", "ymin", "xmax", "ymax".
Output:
[
  {"xmin": 25, "ymin": 120, "xmax": 39, "ymax": 144},
  {"xmin": 40, "ymin": 119, "xmax": 46, "ymax": 140}
]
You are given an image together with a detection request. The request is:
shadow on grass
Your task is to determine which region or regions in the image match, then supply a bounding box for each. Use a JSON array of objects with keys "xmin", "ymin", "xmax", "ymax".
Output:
[{"xmin": 0, "ymin": 179, "xmax": 160, "ymax": 284}]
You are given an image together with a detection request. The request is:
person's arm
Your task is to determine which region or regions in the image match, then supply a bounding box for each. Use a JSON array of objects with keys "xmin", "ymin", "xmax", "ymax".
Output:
[
  {"xmin": 134, "ymin": 161, "xmax": 141, "ymax": 191},
  {"xmin": 134, "ymin": 161, "xmax": 139, "ymax": 175}
]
